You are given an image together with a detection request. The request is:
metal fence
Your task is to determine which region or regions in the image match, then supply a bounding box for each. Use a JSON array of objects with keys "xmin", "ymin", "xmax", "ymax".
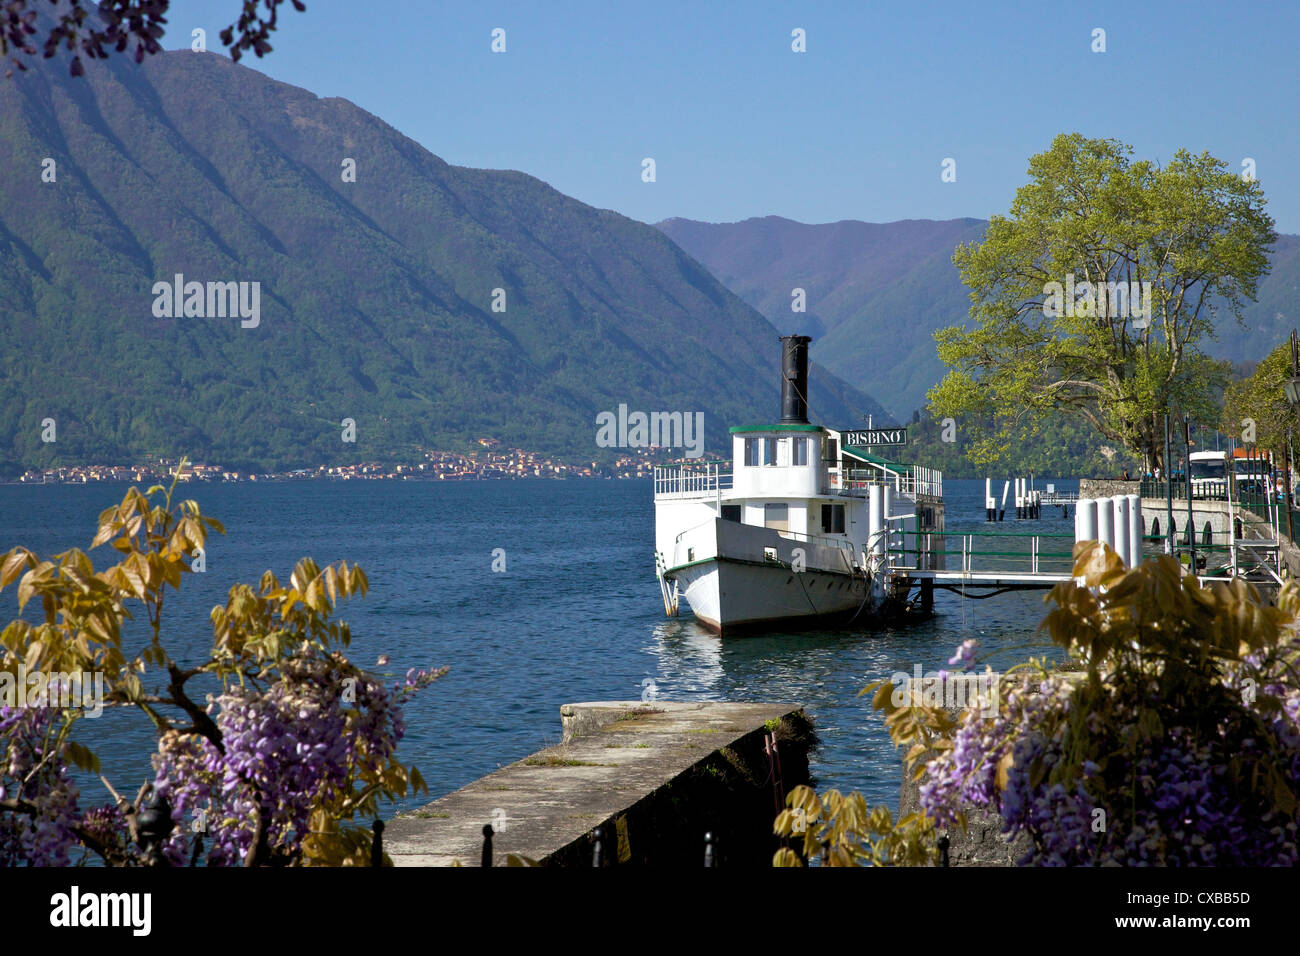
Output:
[{"xmin": 1138, "ymin": 479, "xmax": 1232, "ymax": 502}]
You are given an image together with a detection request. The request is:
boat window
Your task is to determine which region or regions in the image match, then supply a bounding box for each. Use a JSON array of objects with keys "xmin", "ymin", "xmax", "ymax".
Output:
[
  {"xmin": 721, "ymin": 505, "xmax": 741, "ymax": 522},
  {"xmin": 764, "ymin": 503, "xmax": 789, "ymax": 531},
  {"xmin": 744, "ymin": 437, "xmax": 760, "ymax": 466},
  {"xmin": 823, "ymin": 437, "xmax": 838, "ymax": 461},
  {"xmin": 821, "ymin": 503, "xmax": 845, "ymax": 534},
  {"xmin": 763, "ymin": 437, "xmax": 780, "ymax": 466},
  {"xmin": 777, "ymin": 438, "xmax": 791, "ymax": 467},
  {"xmin": 793, "ymin": 437, "xmax": 808, "ymax": 466}
]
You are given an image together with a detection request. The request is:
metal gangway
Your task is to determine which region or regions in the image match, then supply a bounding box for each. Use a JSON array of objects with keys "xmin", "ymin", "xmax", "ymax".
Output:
[
  {"xmin": 884, "ymin": 528, "xmax": 1077, "ymax": 596},
  {"xmin": 880, "ymin": 492, "xmax": 1286, "ymax": 597}
]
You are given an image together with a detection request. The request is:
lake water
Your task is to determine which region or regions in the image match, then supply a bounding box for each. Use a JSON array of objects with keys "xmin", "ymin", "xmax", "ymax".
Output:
[{"xmin": 0, "ymin": 476, "xmax": 1077, "ymax": 818}]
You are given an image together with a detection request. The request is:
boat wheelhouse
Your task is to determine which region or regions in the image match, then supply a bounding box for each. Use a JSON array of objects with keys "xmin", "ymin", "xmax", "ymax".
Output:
[{"xmin": 653, "ymin": 336, "xmax": 944, "ymax": 635}]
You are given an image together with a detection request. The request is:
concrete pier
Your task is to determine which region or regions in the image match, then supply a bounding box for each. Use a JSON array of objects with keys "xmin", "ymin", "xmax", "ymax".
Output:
[{"xmin": 385, "ymin": 701, "xmax": 813, "ymax": 867}]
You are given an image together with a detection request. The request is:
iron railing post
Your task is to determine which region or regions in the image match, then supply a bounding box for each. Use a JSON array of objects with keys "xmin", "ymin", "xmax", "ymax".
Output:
[{"xmin": 371, "ymin": 819, "xmax": 384, "ymax": 867}]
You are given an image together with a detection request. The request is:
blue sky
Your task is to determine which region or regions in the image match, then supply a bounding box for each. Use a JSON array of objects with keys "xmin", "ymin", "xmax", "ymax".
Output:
[{"xmin": 177, "ymin": 0, "xmax": 1300, "ymax": 232}]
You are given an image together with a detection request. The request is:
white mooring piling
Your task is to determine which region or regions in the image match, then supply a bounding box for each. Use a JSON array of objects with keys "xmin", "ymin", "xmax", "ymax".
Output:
[
  {"xmin": 985, "ymin": 478, "xmax": 994, "ymax": 522},
  {"xmin": 1072, "ymin": 496, "xmax": 1143, "ymax": 568},
  {"xmin": 868, "ymin": 484, "xmax": 884, "ymax": 561},
  {"xmin": 1127, "ymin": 494, "xmax": 1142, "ymax": 566},
  {"xmin": 1076, "ymin": 498, "xmax": 1099, "ymax": 546},
  {"xmin": 883, "ymin": 484, "xmax": 894, "ymax": 565},
  {"xmin": 1113, "ymin": 495, "xmax": 1131, "ymax": 566},
  {"xmin": 1096, "ymin": 497, "xmax": 1114, "ymax": 553}
]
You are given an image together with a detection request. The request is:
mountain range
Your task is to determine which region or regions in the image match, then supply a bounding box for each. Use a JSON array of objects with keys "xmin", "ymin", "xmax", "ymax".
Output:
[
  {"xmin": 659, "ymin": 217, "xmax": 1300, "ymax": 422},
  {"xmin": 4, "ymin": 46, "xmax": 1294, "ymax": 479},
  {"xmin": 0, "ymin": 50, "xmax": 884, "ymax": 476}
]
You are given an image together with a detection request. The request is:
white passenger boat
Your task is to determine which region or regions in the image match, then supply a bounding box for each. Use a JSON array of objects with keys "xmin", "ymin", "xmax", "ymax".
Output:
[{"xmin": 652, "ymin": 336, "xmax": 945, "ymax": 635}]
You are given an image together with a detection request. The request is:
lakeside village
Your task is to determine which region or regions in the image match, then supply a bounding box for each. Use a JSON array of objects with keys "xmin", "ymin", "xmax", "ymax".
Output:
[{"xmin": 12, "ymin": 439, "xmax": 718, "ymax": 485}]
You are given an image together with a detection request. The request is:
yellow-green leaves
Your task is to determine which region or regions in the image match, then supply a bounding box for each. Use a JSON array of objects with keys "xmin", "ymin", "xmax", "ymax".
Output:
[
  {"xmin": 210, "ymin": 558, "xmax": 368, "ymax": 666},
  {"xmin": 862, "ymin": 675, "xmax": 960, "ymax": 780},
  {"xmin": 1042, "ymin": 541, "xmax": 1293, "ymax": 670},
  {"xmin": 0, "ymin": 547, "xmax": 33, "ymax": 589},
  {"xmin": 64, "ymin": 740, "xmax": 100, "ymax": 773},
  {"xmin": 772, "ymin": 785, "xmax": 937, "ymax": 867}
]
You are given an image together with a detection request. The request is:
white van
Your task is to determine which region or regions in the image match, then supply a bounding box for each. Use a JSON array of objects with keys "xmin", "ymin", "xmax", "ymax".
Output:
[{"xmin": 1189, "ymin": 451, "xmax": 1229, "ymax": 497}]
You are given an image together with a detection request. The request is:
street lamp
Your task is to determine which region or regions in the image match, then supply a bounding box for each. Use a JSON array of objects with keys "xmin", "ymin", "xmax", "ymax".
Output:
[{"xmin": 1284, "ymin": 377, "xmax": 1300, "ymax": 407}]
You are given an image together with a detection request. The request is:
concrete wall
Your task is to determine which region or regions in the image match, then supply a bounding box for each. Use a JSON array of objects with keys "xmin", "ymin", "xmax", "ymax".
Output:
[
  {"xmin": 547, "ymin": 705, "xmax": 816, "ymax": 867},
  {"xmin": 1079, "ymin": 479, "xmax": 1142, "ymax": 499},
  {"xmin": 897, "ymin": 776, "xmax": 1030, "ymax": 866}
]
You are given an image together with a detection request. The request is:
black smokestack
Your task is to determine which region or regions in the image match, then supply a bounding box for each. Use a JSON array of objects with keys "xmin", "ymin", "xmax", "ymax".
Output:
[{"xmin": 779, "ymin": 335, "xmax": 812, "ymax": 424}]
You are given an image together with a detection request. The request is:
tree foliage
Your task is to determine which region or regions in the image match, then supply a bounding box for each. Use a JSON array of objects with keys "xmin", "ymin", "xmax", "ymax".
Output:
[
  {"xmin": 772, "ymin": 785, "xmax": 936, "ymax": 867},
  {"xmin": 929, "ymin": 133, "xmax": 1275, "ymax": 472},
  {"xmin": 903, "ymin": 408, "xmax": 1142, "ymax": 478},
  {"xmin": 1, "ymin": 0, "xmax": 304, "ymax": 77},
  {"xmin": 1221, "ymin": 339, "xmax": 1299, "ymax": 455}
]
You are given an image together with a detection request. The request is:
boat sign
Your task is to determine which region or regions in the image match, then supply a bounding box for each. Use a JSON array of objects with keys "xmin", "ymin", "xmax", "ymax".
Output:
[{"xmin": 843, "ymin": 427, "xmax": 907, "ymax": 446}]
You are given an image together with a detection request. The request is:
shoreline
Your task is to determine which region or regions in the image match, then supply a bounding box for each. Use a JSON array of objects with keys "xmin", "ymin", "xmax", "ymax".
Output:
[{"xmin": 0, "ymin": 471, "xmax": 665, "ymax": 486}]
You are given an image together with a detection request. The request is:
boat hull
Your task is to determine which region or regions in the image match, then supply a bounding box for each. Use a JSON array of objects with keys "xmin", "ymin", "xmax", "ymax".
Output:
[{"xmin": 668, "ymin": 557, "xmax": 871, "ymax": 635}]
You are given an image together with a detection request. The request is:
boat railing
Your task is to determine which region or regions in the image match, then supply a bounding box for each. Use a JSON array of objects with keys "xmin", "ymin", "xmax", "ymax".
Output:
[
  {"xmin": 830, "ymin": 466, "xmax": 942, "ymax": 499},
  {"xmin": 654, "ymin": 463, "xmax": 732, "ymax": 499},
  {"xmin": 772, "ymin": 527, "xmax": 858, "ymax": 566},
  {"xmin": 669, "ymin": 520, "xmax": 857, "ymax": 575},
  {"xmin": 654, "ymin": 462, "xmax": 943, "ymax": 500}
]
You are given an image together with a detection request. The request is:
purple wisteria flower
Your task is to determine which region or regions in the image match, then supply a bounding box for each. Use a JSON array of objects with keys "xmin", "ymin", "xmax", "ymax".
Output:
[{"xmin": 947, "ymin": 639, "xmax": 979, "ymax": 670}]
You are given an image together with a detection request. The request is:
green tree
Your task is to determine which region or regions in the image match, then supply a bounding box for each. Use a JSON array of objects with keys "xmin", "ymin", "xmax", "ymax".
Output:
[
  {"xmin": 1222, "ymin": 339, "xmax": 1299, "ymax": 455},
  {"xmin": 929, "ymin": 133, "xmax": 1275, "ymax": 472}
]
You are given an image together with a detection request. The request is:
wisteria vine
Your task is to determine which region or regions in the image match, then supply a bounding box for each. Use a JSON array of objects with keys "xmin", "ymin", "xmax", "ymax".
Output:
[{"xmin": 915, "ymin": 551, "xmax": 1300, "ymax": 866}]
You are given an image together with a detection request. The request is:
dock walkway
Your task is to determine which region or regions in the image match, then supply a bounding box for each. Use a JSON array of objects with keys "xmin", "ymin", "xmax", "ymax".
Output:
[{"xmin": 384, "ymin": 701, "xmax": 806, "ymax": 866}]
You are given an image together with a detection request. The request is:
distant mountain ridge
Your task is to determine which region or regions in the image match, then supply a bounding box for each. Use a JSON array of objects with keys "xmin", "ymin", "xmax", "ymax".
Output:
[
  {"xmin": 0, "ymin": 51, "xmax": 886, "ymax": 476},
  {"xmin": 658, "ymin": 216, "xmax": 1300, "ymax": 421}
]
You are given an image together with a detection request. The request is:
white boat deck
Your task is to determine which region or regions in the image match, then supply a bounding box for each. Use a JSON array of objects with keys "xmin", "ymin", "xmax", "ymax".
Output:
[{"xmin": 653, "ymin": 463, "xmax": 941, "ymax": 501}]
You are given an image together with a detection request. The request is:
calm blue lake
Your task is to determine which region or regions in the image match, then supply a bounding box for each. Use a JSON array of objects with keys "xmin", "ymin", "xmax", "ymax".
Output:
[{"xmin": 0, "ymin": 476, "xmax": 1076, "ymax": 818}]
